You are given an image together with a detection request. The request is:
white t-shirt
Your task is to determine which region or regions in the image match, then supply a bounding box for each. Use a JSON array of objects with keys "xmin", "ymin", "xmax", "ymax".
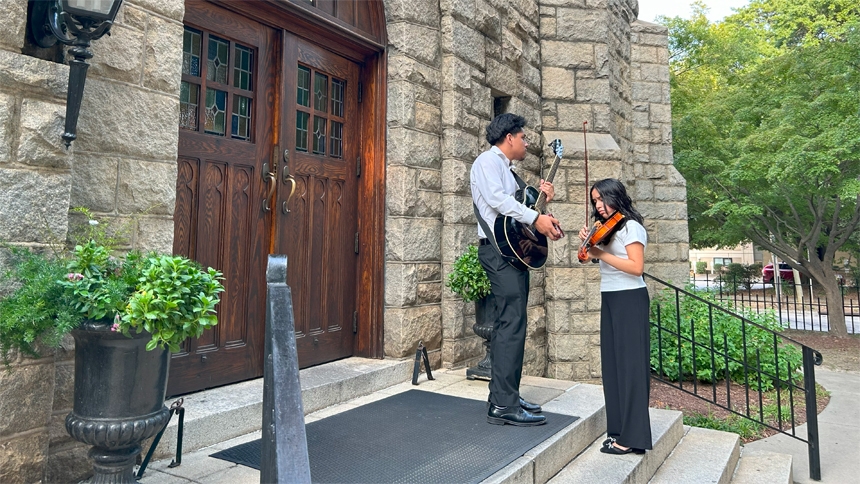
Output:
[{"xmin": 598, "ymin": 220, "xmax": 647, "ymax": 292}]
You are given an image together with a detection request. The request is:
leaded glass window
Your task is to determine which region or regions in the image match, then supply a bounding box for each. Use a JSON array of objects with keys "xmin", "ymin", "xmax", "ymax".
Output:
[
  {"xmin": 295, "ymin": 63, "xmax": 345, "ymax": 159},
  {"xmin": 232, "ymin": 95, "xmax": 252, "ymax": 141},
  {"xmin": 314, "ymin": 73, "xmax": 328, "ymax": 112},
  {"xmin": 233, "ymin": 45, "xmax": 253, "ymax": 91},
  {"xmin": 205, "ymin": 88, "xmax": 227, "ymax": 136},
  {"xmin": 180, "ymin": 82, "xmax": 199, "ymax": 130},
  {"xmin": 297, "ymin": 66, "xmax": 310, "ymax": 107},
  {"xmin": 313, "ymin": 116, "xmax": 326, "ymax": 155},
  {"xmin": 207, "ymin": 35, "xmax": 229, "ymax": 84},
  {"xmin": 183, "ymin": 27, "xmax": 201, "ymax": 77},
  {"xmin": 331, "ymin": 79, "xmax": 344, "ymax": 117},
  {"xmin": 296, "ymin": 111, "xmax": 309, "ymax": 152},
  {"xmin": 330, "ymin": 121, "xmax": 343, "ymax": 158}
]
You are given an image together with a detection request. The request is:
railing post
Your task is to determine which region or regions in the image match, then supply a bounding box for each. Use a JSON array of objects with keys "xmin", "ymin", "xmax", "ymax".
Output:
[
  {"xmin": 261, "ymin": 255, "xmax": 311, "ymax": 484},
  {"xmin": 802, "ymin": 346, "xmax": 821, "ymax": 481}
]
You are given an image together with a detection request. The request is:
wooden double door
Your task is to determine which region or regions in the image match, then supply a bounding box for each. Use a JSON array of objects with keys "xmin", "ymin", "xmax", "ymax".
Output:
[{"xmin": 169, "ymin": 0, "xmax": 361, "ymax": 396}]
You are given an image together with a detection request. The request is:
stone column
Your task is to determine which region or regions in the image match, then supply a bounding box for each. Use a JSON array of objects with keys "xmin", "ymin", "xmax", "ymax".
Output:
[{"xmin": 383, "ymin": 0, "xmax": 445, "ymax": 366}]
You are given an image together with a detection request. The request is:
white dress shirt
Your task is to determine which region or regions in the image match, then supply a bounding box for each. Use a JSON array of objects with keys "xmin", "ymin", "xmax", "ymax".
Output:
[{"xmin": 470, "ymin": 146, "xmax": 539, "ymax": 239}]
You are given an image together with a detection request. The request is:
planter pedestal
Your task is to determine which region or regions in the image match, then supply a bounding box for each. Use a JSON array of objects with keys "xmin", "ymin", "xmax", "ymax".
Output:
[
  {"xmin": 65, "ymin": 321, "xmax": 170, "ymax": 483},
  {"xmin": 466, "ymin": 295, "xmax": 496, "ymax": 381}
]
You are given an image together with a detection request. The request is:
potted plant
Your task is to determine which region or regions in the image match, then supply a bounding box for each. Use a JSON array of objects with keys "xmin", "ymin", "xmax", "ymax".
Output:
[
  {"xmin": 0, "ymin": 213, "xmax": 224, "ymax": 483},
  {"xmin": 446, "ymin": 244, "xmax": 495, "ymax": 380}
]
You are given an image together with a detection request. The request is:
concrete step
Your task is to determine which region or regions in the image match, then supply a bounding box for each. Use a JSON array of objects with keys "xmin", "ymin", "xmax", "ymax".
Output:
[
  {"xmin": 546, "ymin": 408, "xmax": 685, "ymax": 484},
  {"xmin": 730, "ymin": 450, "xmax": 793, "ymax": 484},
  {"xmin": 483, "ymin": 383, "xmax": 607, "ymax": 484},
  {"xmin": 649, "ymin": 426, "xmax": 741, "ymax": 484},
  {"xmin": 149, "ymin": 357, "xmax": 413, "ymax": 460}
]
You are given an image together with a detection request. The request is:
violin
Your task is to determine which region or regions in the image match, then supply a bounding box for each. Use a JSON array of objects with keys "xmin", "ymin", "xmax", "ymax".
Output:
[{"xmin": 577, "ymin": 211, "xmax": 625, "ymax": 263}]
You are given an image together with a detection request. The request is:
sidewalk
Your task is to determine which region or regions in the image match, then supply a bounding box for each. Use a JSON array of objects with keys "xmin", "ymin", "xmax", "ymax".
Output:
[{"xmin": 743, "ymin": 368, "xmax": 860, "ymax": 483}]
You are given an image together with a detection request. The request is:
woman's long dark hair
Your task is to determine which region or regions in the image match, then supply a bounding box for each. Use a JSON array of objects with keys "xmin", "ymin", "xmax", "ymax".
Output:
[{"xmin": 590, "ymin": 178, "xmax": 644, "ymax": 225}]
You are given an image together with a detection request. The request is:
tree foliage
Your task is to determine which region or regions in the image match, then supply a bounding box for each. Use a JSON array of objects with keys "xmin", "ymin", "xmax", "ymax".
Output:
[{"xmin": 667, "ymin": 0, "xmax": 860, "ymax": 335}]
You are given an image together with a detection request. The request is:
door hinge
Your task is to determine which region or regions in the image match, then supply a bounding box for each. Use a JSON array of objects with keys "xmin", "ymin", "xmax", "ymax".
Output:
[
  {"xmin": 354, "ymin": 232, "xmax": 360, "ymax": 254},
  {"xmin": 356, "ymin": 155, "xmax": 361, "ymax": 178},
  {"xmin": 353, "ymin": 311, "xmax": 358, "ymax": 333},
  {"xmin": 358, "ymin": 82, "xmax": 362, "ymax": 103}
]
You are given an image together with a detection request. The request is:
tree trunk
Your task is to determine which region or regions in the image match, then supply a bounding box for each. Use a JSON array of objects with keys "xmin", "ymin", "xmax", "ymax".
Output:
[{"xmin": 821, "ymin": 277, "xmax": 848, "ymax": 337}]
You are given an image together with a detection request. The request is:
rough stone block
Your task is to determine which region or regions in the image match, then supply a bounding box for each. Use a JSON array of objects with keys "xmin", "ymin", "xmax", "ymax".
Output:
[
  {"xmin": 557, "ymin": 8, "xmax": 607, "ymax": 43},
  {"xmin": 0, "ymin": 50, "xmax": 68, "ymax": 99},
  {"xmin": 575, "ymin": 78, "xmax": 610, "ymax": 103},
  {"xmin": 417, "ymin": 281, "xmax": 442, "ymax": 304},
  {"xmin": 418, "ymin": 167, "xmax": 442, "ymax": 190},
  {"xmin": 51, "ymin": 360, "xmax": 75, "ymax": 414},
  {"xmin": 556, "ymin": 103, "xmax": 592, "ymax": 130},
  {"xmin": 0, "ymin": 362, "xmax": 55, "ymax": 436},
  {"xmin": 542, "ymin": 66, "xmax": 576, "ymax": 100},
  {"xmin": 89, "ymin": 25, "xmax": 144, "ymax": 85},
  {"xmin": 442, "ymin": 194, "xmax": 474, "ymax": 225},
  {"xmin": 144, "ymin": 16, "xmax": 184, "ymax": 95},
  {"xmin": 441, "ymin": 224, "xmax": 478, "ymax": 263},
  {"xmin": 441, "ymin": 17, "xmax": 485, "ymax": 68},
  {"xmin": 386, "ymin": 262, "xmax": 418, "ymax": 306},
  {"xmin": 0, "ymin": 93, "xmax": 12, "ymax": 162},
  {"xmin": 441, "ymin": 127, "xmax": 480, "ymax": 161},
  {"xmin": 45, "ymin": 443, "xmax": 92, "ymax": 484},
  {"xmin": 126, "ymin": 0, "xmax": 184, "ymax": 21},
  {"xmin": 440, "ymin": 157, "xmax": 472, "ymax": 195},
  {"xmin": 75, "ymin": 79, "xmax": 178, "ymax": 160},
  {"xmin": 117, "ymin": 159, "xmax": 176, "ymax": 215},
  {"xmin": 545, "ymin": 267, "xmax": 586, "ymax": 300},
  {"xmin": 18, "ymin": 99, "xmax": 71, "ymax": 168},
  {"xmin": 135, "ymin": 216, "xmax": 175, "ymax": 253},
  {"xmin": 116, "ymin": 3, "xmax": 148, "ymax": 31},
  {"xmin": 385, "ymin": 0, "xmax": 441, "ymax": 27},
  {"xmin": 384, "ymin": 306, "xmax": 443, "ymax": 357},
  {"xmin": 442, "ymin": 55, "xmax": 473, "ymax": 93},
  {"xmin": 389, "ymin": 23, "xmax": 441, "ymax": 67},
  {"xmin": 388, "ymin": 53, "xmax": 442, "ymax": 91},
  {"xmin": 0, "ymin": 0, "xmax": 26, "ymax": 50},
  {"xmin": 632, "ymin": 81, "xmax": 662, "ymax": 103},
  {"xmin": 542, "ymin": 41, "xmax": 594, "ymax": 69},
  {"xmin": 0, "ymin": 431, "xmax": 49, "ymax": 484},
  {"xmin": 415, "ymin": 102, "xmax": 442, "ymax": 133},
  {"xmin": 70, "ymin": 154, "xmax": 119, "ymax": 212},
  {"xmin": 387, "ymin": 127, "xmax": 441, "ymax": 168},
  {"xmin": 486, "ymin": 58, "xmax": 518, "ymax": 98},
  {"xmin": 385, "ymin": 218, "xmax": 442, "ymax": 262},
  {"xmin": 0, "ymin": 168, "xmax": 70, "ymax": 244}
]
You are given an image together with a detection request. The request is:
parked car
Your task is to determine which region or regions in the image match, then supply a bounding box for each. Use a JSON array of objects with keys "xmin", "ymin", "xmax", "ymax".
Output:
[{"xmin": 762, "ymin": 262, "xmax": 799, "ymax": 283}]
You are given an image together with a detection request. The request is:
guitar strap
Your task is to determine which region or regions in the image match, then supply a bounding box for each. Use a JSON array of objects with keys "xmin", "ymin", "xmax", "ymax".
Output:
[
  {"xmin": 510, "ymin": 169, "xmax": 527, "ymax": 190},
  {"xmin": 473, "ymin": 202, "xmax": 504, "ymax": 256}
]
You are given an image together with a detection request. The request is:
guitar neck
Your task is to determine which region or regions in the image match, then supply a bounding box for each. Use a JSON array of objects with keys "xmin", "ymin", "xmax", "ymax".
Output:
[{"xmin": 534, "ymin": 152, "xmax": 563, "ymax": 213}]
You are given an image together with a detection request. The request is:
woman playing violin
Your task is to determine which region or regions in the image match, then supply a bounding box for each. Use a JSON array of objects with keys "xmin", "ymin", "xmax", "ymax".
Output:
[{"xmin": 577, "ymin": 178, "xmax": 652, "ymax": 455}]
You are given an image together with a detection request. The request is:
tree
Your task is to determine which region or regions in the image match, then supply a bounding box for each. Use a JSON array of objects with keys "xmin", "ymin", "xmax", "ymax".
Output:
[{"xmin": 668, "ymin": 1, "xmax": 860, "ymax": 336}]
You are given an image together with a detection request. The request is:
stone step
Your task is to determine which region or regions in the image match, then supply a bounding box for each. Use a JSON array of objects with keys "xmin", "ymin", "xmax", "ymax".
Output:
[
  {"xmin": 483, "ymin": 383, "xmax": 607, "ymax": 484},
  {"xmin": 546, "ymin": 408, "xmax": 685, "ymax": 484},
  {"xmin": 730, "ymin": 450, "xmax": 793, "ymax": 484},
  {"xmin": 149, "ymin": 357, "xmax": 413, "ymax": 460},
  {"xmin": 649, "ymin": 426, "xmax": 741, "ymax": 484}
]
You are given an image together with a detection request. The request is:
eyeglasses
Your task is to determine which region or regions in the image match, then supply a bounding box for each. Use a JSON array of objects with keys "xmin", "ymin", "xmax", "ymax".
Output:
[{"xmin": 510, "ymin": 133, "xmax": 529, "ymax": 144}]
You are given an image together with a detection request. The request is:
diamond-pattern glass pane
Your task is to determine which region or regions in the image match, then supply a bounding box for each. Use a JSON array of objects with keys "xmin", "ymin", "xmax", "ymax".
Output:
[
  {"xmin": 233, "ymin": 44, "xmax": 253, "ymax": 91},
  {"xmin": 296, "ymin": 111, "xmax": 309, "ymax": 152},
  {"xmin": 205, "ymin": 88, "xmax": 227, "ymax": 136},
  {"xmin": 314, "ymin": 73, "xmax": 328, "ymax": 113},
  {"xmin": 331, "ymin": 79, "xmax": 344, "ymax": 117},
  {"xmin": 330, "ymin": 121, "xmax": 343, "ymax": 158},
  {"xmin": 313, "ymin": 116, "xmax": 326, "ymax": 155},
  {"xmin": 232, "ymin": 95, "xmax": 252, "ymax": 141},
  {"xmin": 180, "ymin": 81, "xmax": 199, "ymax": 130},
  {"xmin": 297, "ymin": 66, "xmax": 310, "ymax": 107},
  {"xmin": 207, "ymin": 35, "xmax": 229, "ymax": 84},
  {"xmin": 183, "ymin": 27, "xmax": 201, "ymax": 77}
]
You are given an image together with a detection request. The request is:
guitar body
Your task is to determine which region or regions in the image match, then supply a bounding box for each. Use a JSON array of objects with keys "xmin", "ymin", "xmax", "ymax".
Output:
[{"xmin": 494, "ymin": 186, "xmax": 549, "ymax": 271}]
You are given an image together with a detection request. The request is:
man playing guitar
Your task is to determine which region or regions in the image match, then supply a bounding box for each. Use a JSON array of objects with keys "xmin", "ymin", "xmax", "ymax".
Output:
[{"xmin": 470, "ymin": 113, "xmax": 561, "ymax": 426}]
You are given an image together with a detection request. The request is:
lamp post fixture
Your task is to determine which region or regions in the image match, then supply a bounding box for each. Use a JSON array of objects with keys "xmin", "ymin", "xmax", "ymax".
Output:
[{"xmin": 30, "ymin": 0, "xmax": 124, "ymax": 148}]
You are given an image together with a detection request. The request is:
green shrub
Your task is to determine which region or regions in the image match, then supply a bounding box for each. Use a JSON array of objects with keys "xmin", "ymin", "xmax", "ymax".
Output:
[
  {"xmin": 695, "ymin": 261, "xmax": 708, "ymax": 274},
  {"xmin": 446, "ymin": 245, "xmax": 491, "ymax": 302},
  {"xmin": 718, "ymin": 263, "xmax": 761, "ymax": 293},
  {"xmin": 650, "ymin": 288, "xmax": 803, "ymax": 391}
]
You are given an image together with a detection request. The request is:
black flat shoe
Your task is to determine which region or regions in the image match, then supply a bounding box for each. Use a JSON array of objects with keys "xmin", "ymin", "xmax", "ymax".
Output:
[
  {"xmin": 600, "ymin": 444, "xmax": 645, "ymax": 455},
  {"xmin": 519, "ymin": 397, "xmax": 542, "ymax": 413},
  {"xmin": 487, "ymin": 404, "xmax": 547, "ymax": 426},
  {"xmin": 602, "ymin": 437, "xmax": 616, "ymax": 447}
]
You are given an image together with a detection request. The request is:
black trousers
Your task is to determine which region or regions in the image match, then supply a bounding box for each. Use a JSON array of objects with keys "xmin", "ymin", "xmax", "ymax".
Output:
[
  {"xmin": 601, "ymin": 287, "xmax": 652, "ymax": 449},
  {"xmin": 478, "ymin": 244, "xmax": 529, "ymax": 408}
]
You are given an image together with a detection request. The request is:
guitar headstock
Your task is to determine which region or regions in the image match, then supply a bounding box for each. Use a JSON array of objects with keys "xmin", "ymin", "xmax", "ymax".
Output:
[{"xmin": 548, "ymin": 139, "xmax": 563, "ymax": 158}]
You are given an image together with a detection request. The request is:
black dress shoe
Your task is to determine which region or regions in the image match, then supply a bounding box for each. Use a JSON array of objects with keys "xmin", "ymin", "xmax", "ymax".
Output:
[
  {"xmin": 519, "ymin": 397, "xmax": 542, "ymax": 413},
  {"xmin": 600, "ymin": 443, "xmax": 646, "ymax": 455},
  {"xmin": 487, "ymin": 404, "xmax": 547, "ymax": 426}
]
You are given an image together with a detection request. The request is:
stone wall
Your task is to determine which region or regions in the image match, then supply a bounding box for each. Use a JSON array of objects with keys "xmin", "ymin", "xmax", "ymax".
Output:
[{"xmin": 0, "ymin": 1, "xmax": 184, "ymax": 481}]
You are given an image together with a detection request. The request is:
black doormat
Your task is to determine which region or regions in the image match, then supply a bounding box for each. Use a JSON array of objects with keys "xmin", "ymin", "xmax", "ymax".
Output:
[{"xmin": 210, "ymin": 389, "xmax": 578, "ymax": 484}]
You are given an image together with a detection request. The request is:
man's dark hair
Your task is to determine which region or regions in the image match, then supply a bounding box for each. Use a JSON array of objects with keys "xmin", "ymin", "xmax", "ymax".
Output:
[{"xmin": 485, "ymin": 113, "xmax": 526, "ymax": 146}]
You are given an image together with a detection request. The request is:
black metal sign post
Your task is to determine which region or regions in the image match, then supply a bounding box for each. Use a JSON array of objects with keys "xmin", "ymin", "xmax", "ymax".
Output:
[{"xmin": 261, "ymin": 255, "xmax": 311, "ymax": 483}]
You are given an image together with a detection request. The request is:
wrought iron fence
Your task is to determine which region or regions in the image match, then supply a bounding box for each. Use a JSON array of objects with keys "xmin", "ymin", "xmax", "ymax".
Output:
[
  {"xmin": 689, "ymin": 272, "xmax": 859, "ymax": 333},
  {"xmin": 646, "ymin": 273, "xmax": 823, "ymax": 481}
]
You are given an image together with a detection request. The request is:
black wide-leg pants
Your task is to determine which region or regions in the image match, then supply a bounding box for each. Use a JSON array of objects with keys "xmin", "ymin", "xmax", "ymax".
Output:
[
  {"xmin": 478, "ymin": 244, "xmax": 529, "ymax": 408},
  {"xmin": 601, "ymin": 287, "xmax": 652, "ymax": 450}
]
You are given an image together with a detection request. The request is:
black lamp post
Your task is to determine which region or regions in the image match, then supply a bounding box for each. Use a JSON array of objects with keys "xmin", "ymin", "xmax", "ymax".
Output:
[{"xmin": 30, "ymin": 0, "xmax": 124, "ymax": 148}]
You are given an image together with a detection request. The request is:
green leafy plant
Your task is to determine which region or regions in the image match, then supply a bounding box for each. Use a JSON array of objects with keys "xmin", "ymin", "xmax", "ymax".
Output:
[
  {"xmin": 446, "ymin": 245, "xmax": 491, "ymax": 302},
  {"xmin": 695, "ymin": 261, "xmax": 708, "ymax": 274},
  {"xmin": 0, "ymin": 213, "xmax": 224, "ymax": 363},
  {"xmin": 650, "ymin": 287, "xmax": 803, "ymax": 391}
]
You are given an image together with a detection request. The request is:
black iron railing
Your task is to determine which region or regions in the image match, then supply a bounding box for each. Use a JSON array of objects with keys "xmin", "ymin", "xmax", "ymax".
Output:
[
  {"xmin": 646, "ymin": 273, "xmax": 823, "ymax": 481},
  {"xmin": 690, "ymin": 272, "xmax": 859, "ymax": 333}
]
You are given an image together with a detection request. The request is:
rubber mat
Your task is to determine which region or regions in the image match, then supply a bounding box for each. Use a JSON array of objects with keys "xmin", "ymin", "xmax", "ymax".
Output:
[{"xmin": 210, "ymin": 389, "xmax": 578, "ymax": 484}]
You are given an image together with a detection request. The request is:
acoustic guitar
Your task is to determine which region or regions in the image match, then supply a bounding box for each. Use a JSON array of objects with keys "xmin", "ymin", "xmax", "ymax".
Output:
[{"xmin": 493, "ymin": 139, "xmax": 564, "ymax": 271}]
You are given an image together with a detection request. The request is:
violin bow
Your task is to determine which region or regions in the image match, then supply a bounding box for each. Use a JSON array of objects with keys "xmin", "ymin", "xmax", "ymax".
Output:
[{"xmin": 583, "ymin": 121, "xmax": 589, "ymax": 228}]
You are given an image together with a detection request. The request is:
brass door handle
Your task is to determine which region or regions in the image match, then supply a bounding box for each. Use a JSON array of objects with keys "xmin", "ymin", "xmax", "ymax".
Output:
[
  {"xmin": 281, "ymin": 176, "xmax": 296, "ymax": 214},
  {"xmin": 262, "ymin": 170, "xmax": 276, "ymax": 212}
]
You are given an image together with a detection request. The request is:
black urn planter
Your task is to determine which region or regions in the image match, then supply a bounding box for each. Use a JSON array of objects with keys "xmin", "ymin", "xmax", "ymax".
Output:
[
  {"xmin": 65, "ymin": 320, "xmax": 171, "ymax": 484},
  {"xmin": 466, "ymin": 295, "xmax": 496, "ymax": 380}
]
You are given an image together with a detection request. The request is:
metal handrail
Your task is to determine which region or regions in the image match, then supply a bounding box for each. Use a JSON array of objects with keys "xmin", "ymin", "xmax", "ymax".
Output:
[{"xmin": 645, "ymin": 273, "xmax": 823, "ymax": 481}]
